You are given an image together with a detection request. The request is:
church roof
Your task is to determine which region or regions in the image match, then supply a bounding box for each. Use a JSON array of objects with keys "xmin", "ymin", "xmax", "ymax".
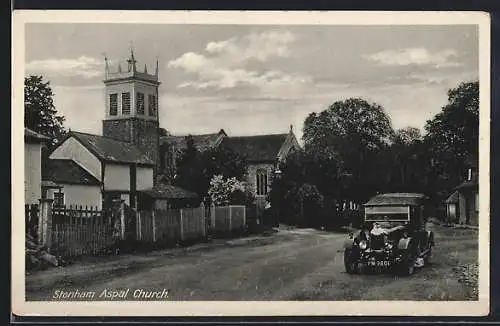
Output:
[
  {"xmin": 68, "ymin": 131, "xmax": 155, "ymax": 165},
  {"xmin": 221, "ymin": 133, "xmax": 289, "ymax": 162},
  {"xmin": 160, "ymin": 129, "xmax": 226, "ymax": 152},
  {"xmin": 42, "ymin": 159, "xmax": 100, "ymax": 186}
]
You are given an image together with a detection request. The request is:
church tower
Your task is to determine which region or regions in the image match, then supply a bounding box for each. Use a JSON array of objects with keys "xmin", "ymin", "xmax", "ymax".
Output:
[{"xmin": 102, "ymin": 49, "xmax": 161, "ymax": 181}]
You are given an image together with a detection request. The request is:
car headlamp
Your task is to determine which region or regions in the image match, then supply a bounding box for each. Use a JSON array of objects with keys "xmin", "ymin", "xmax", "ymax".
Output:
[{"xmin": 359, "ymin": 240, "xmax": 367, "ymax": 250}]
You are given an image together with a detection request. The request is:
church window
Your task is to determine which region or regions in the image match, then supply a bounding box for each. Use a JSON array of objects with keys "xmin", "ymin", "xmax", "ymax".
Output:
[
  {"xmin": 148, "ymin": 94, "xmax": 157, "ymax": 117},
  {"xmin": 122, "ymin": 92, "xmax": 131, "ymax": 115},
  {"xmin": 136, "ymin": 92, "xmax": 145, "ymax": 115},
  {"xmin": 109, "ymin": 93, "xmax": 118, "ymax": 116},
  {"xmin": 256, "ymin": 169, "xmax": 268, "ymax": 196}
]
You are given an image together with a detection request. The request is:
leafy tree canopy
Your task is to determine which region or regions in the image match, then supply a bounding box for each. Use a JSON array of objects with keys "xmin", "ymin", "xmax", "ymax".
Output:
[{"xmin": 25, "ymin": 75, "xmax": 66, "ymax": 145}]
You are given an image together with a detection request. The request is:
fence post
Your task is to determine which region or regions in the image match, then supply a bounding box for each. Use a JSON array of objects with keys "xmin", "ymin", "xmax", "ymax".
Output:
[
  {"xmin": 137, "ymin": 212, "xmax": 142, "ymax": 241},
  {"xmin": 200, "ymin": 203, "xmax": 206, "ymax": 238},
  {"xmin": 152, "ymin": 210, "xmax": 156, "ymax": 242},
  {"xmin": 229, "ymin": 205, "xmax": 233, "ymax": 232},
  {"xmin": 120, "ymin": 201, "xmax": 126, "ymax": 239},
  {"xmin": 38, "ymin": 198, "xmax": 54, "ymax": 250},
  {"xmin": 180, "ymin": 209, "xmax": 184, "ymax": 241},
  {"xmin": 243, "ymin": 205, "xmax": 246, "ymax": 228},
  {"xmin": 211, "ymin": 203, "xmax": 216, "ymax": 231}
]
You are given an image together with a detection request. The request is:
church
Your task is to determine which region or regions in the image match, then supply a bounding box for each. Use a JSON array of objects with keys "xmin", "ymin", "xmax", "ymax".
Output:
[{"xmin": 43, "ymin": 50, "xmax": 300, "ymax": 210}]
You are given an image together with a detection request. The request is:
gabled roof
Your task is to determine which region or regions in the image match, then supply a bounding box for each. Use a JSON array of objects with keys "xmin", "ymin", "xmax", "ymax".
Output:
[
  {"xmin": 67, "ymin": 131, "xmax": 155, "ymax": 165},
  {"xmin": 455, "ymin": 179, "xmax": 479, "ymax": 190},
  {"xmin": 25, "ymin": 128, "xmax": 50, "ymax": 143},
  {"xmin": 444, "ymin": 191, "xmax": 459, "ymax": 204},
  {"xmin": 160, "ymin": 129, "xmax": 226, "ymax": 152},
  {"xmin": 42, "ymin": 159, "xmax": 100, "ymax": 186},
  {"xmin": 364, "ymin": 193, "xmax": 428, "ymax": 207},
  {"xmin": 221, "ymin": 133, "xmax": 289, "ymax": 162},
  {"xmin": 140, "ymin": 183, "xmax": 199, "ymax": 199}
]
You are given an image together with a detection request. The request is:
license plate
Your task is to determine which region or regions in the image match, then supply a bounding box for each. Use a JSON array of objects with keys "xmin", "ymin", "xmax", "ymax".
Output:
[{"xmin": 368, "ymin": 260, "xmax": 390, "ymax": 267}]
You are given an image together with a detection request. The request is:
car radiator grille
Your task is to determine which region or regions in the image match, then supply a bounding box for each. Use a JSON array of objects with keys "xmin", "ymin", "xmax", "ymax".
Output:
[{"xmin": 370, "ymin": 235, "xmax": 386, "ymax": 250}]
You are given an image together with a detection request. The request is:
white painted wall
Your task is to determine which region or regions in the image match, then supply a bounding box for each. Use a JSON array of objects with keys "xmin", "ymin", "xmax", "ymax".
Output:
[
  {"xmin": 136, "ymin": 166, "xmax": 154, "ymax": 190},
  {"xmin": 25, "ymin": 143, "xmax": 42, "ymax": 205},
  {"xmin": 47, "ymin": 185, "xmax": 102, "ymax": 209},
  {"xmin": 104, "ymin": 163, "xmax": 130, "ymax": 191},
  {"xmin": 49, "ymin": 137, "xmax": 101, "ymax": 180}
]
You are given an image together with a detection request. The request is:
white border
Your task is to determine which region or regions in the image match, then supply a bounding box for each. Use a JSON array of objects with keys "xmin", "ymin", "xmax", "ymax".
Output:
[{"xmin": 12, "ymin": 10, "xmax": 491, "ymax": 317}]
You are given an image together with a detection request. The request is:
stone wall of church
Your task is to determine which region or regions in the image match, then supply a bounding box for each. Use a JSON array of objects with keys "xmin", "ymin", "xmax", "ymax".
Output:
[{"xmin": 103, "ymin": 118, "xmax": 160, "ymax": 179}]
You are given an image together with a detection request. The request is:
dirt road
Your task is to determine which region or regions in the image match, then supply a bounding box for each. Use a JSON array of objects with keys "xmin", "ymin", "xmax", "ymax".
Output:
[{"xmin": 25, "ymin": 224, "xmax": 478, "ymax": 301}]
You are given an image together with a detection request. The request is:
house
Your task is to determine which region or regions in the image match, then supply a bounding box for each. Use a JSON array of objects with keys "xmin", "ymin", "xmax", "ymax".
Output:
[
  {"xmin": 42, "ymin": 158, "xmax": 102, "ymax": 209},
  {"xmin": 445, "ymin": 155, "xmax": 479, "ymax": 226},
  {"xmin": 220, "ymin": 125, "xmax": 301, "ymax": 209},
  {"xmin": 48, "ymin": 131, "xmax": 155, "ymax": 208},
  {"xmin": 24, "ymin": 128, "xmax": 50, "ymax": 205}
]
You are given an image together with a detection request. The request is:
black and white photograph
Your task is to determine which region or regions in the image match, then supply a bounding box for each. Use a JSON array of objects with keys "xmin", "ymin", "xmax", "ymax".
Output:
[{"xmin": 13, "ymin": 11, "xmax": 490, "ymax": 317}]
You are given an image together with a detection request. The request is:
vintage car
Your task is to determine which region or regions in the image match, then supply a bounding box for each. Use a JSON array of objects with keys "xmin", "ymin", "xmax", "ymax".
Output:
[{"xmin": 343, "ymin": 193, "xmax": 435, "ymax": 276}]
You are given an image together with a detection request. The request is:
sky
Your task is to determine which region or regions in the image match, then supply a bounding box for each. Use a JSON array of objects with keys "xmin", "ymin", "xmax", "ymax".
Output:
[{"xmin": 25, "ymin": 23, "xmax": 479, "ymax": 141}]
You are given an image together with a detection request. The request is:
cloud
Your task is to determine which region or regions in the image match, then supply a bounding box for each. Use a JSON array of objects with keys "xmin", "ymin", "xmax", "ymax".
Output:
[
  {"xmin": 167, "ymin": 30, "xmax": 311, "ymax": 98},
  {"xmin": 26, "ymin": 56, "xmax": 104, "ymax": 79},
  {"xmin": 363, "ymin": 48, "xmax": 462, "ymax": 68}
]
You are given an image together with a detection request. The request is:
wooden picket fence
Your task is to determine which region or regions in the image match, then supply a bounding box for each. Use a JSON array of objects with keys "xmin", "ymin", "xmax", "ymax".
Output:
[
  {"xmin": 50, "ymin": 206, "xmax": 114, "ymax": 258},
  {"xmin": 136, "ymin": 205, "xmax": 246, "ymax": 246},
  {"xmin": 136, "ymin": 205, "xmax": 207, "ymax": 245},
  {"xmin": 211, "ymin": 205, "xmax": 246, "ymax": 234}
]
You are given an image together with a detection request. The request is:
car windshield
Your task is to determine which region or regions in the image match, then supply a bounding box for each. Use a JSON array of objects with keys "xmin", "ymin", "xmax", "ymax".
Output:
[{"xmin": 365, "ymin": 205, "xmax": 410, "ymax": 222}]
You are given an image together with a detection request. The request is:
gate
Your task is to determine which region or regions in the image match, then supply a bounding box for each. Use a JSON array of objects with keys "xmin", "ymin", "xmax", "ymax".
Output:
[{"xmin": 123, "ymin": 204, "xmax": 138, "ymax": 241}]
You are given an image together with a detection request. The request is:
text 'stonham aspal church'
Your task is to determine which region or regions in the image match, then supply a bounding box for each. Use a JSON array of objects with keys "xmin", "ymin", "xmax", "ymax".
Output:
[{"xmin": 44, "ymin": 50, "xmax": 300, "ymax": 210}]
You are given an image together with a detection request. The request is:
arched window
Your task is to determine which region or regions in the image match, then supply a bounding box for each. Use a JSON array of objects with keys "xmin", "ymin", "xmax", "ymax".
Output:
[{"xmin": 256, "ymin": 169, "xmax": 268, "ymax": 196}]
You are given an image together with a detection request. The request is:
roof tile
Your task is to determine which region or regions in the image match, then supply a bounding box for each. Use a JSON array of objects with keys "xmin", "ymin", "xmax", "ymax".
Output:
[{"xmin": 70, "ymin": 131, "xmax": 154, "ymax": 165}]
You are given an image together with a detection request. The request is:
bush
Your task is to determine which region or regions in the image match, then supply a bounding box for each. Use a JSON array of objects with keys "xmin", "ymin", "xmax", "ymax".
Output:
[
  {"xmin": 282, "ymin": 183, "xmax": 324, "ymax": 227},
  {"xmin": 208, "ymin": 175, "xmax": 251, "ymax": 206}
]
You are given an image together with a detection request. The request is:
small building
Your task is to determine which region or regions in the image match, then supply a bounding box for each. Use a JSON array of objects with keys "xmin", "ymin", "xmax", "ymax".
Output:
[
  {"xmin": 445, "ymin": 155, "xmax": 479, "ymax": 226},
  {"xmin": 137, "ymin": 183, "xmax": 201, "ymax": 211},
  {"xmin": 42, "ymin": 158, "xmax": 102, "ymax": 209},
  {"xmin": 24, "ymin": 128, "xmax": 51, "ymax": 205},
  {"xmin": 444, "ymin": 190, "xmax": 459, "ymax": 224},
  {"xmin": 48, "ymin": 131, "xmax": 155, "ymax": 208}
]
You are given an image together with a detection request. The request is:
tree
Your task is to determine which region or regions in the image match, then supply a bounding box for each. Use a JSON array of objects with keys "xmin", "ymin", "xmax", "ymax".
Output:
[
  {"xmin": 423, "ymin": 81, "xmax": 479, "ymax": 199},
  {"xmin": 387, "ymin": 127, "xmax": 426, "ymax": 192},
  {"xmin": 173, "ymin": 136, "xmax": 204, "ymax": 194},
  {"xmin": 25, "ymin": 75, "xmax": 66, "ymax": 145},
  {"xmin": 302, "ymin": 98, "xmax": 395, "ymax": 202},
  {"xmin": 173, "ymin": 136, "xmax": 248, "ymax": 198}
]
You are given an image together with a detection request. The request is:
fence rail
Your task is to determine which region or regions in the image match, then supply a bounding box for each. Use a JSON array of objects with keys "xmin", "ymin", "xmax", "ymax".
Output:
[{"xmin": 26, "ymin": 201, "xmax": 247, "ymax": 259}]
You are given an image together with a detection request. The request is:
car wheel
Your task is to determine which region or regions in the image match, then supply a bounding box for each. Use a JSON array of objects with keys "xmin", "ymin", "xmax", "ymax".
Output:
[
  {"xmin": 344, "ymin": 249, "xmax": 358, "ymax": 274},
  {"xmin": 396, "ymin": 254, "xmax": 416, "ymax": 276}
]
